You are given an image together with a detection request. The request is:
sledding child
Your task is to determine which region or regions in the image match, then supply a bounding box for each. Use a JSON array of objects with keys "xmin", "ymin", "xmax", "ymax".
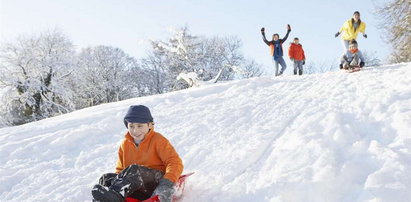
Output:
[
  {"xmin": 335, "ymin": 11, "xmax": 367, "ymax": 51},
  {"xmin": 288, "ymin": 37, "xmax": 306, "ymax": 75},
  {"xmin": 91, "ymin": 105, "xmax": 183, "ymax": 202},
  {"xmin": 340, "ymin": 40, "xmax": 365, "ymax": 70},
  {"xmin": 261, "ymin": 24, "xmax": 291, "ymax": 76}
]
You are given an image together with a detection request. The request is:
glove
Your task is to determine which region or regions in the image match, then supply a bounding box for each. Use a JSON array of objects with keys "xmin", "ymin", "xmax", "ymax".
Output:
[
  {"xmin": 363, "ymin": 34, "xmax": 367, "ymax": 38},
  {"xmin": 303, "ymin": 60, "xmax": 305, "ymax": 65},
  {"xmin": 339, "ymin": 64, "xmax": 343, "ymax": 69},
  {"xmin": 335, "ymin": 32, "xmax": 340, "ymax": 38},
  {"xmin": 287, "ymin": 24, "xmax": 291, "ymax": 31},
  {"xmin": 98, "ymin": 173, "xmax": 118, "ymax": 187},
  {"xmin": 152, "ymin": 178, "xmax": 175, "ymax": 202},
  {"xmin": 360, "ymin": 61, "xmax": 365, "ymax": 67},
  {"xmin": 261, "ymin": 27, "xmax": 265, "ymax": 33}
]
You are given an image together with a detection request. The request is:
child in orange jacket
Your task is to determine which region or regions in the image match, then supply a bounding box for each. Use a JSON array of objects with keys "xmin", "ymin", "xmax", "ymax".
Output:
[
  {"xmin": 92, "ymin": 105, "xmax": 183, "ymax": 202},
  {"xmin": 288, "ymin": 37, "xmax": 306, "ymax": 75}
]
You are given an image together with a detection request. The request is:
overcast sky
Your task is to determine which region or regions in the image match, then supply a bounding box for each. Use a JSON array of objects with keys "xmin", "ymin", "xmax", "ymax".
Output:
[{"xmin": 0, "ymin": 0, "xmax": 390, "ymax": 75}]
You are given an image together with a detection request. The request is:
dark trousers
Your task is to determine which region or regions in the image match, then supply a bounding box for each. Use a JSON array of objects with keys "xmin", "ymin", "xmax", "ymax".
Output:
[{"xmin": 99, "ymin": 165, "xmax": 163, "ymax": 201}]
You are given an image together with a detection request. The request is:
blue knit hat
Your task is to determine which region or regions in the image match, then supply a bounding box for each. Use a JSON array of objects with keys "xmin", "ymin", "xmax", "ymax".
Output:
[{"xmin": 124, "ymin": 105, "xmax": 153, "ymax": 128}]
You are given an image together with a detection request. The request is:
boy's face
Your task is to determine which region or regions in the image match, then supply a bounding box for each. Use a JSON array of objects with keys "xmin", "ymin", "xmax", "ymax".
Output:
[
  {"xmin": 349, "ymin": 44, "xmax": 358, "ymax": 50},
  {"xmin": 294, "ymin": 39, "xmax": 299, "ymax": 44},
  {"xmin": 128, "ymin": 122, "xmax": 150, "ymax": 141},
  {"xmin": 272, "ymin": 34, "xmax": 279, "ymax": 41}
]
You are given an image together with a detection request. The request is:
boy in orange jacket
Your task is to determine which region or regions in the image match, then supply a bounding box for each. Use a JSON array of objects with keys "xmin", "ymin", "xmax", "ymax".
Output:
[
  {"xmin": 92, "ymin": 105, "xmax": 183, "ymax": 202},
  {"xmin": 288, "ymin": 37, "xmax": 306, "ymax": 75}
]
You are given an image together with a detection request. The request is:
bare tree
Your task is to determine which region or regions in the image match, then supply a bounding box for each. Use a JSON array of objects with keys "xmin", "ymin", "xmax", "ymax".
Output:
[
  {"xmin": 0, "ymin": 29, "xmax": 76, "ymax": 125},
  {"xmin": 376, "ymin": 0, "xmax": 411, "ymax": 63},
  {"xmin": 362, "ymin": 51, "xmax": 381, "ymax": 67},
  {"xmin": 304, "ymin": 61, "xmax": 337, "ymax": 74}
]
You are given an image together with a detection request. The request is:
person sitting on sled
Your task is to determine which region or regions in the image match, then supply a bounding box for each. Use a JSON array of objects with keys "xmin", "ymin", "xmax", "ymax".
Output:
[
  {"xmin": 91, "ymin": 105, "xmax": 183, "ymax": 202},
  {"xmin": 340, "ymin": 39, "xmax": 365, "ymax": 70},
  {"xmin": 261, "ymin": 24, "xmax": 291, "ymax": 76}
]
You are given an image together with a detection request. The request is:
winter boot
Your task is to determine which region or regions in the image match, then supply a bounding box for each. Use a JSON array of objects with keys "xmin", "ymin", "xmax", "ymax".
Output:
[
  {"xmin": 278, "ymin": 71, "xmax": 283, "ymax": 76},
  {"xmin": 299, "ymin": 69, "xmax": 303, "ymax": 75},
  {"xmin": 294, "ymin": 70, "xmax": 297, "ymax": 75},
  {"xmin": 91, "ymin": 184, "xmax": 123, "ymax": 202},
  {"xmin": 343, "ymin": 62, "xmax": 350, "ymax": 70}
]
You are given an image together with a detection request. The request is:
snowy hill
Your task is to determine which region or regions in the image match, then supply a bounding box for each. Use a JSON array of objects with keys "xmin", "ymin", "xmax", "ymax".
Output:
[{"xmin": 1, "ymin": 63, "xmax": 410, "ymax": 202}]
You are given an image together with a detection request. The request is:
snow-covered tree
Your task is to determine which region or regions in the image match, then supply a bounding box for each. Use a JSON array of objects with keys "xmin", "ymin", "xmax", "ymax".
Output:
[
  {"xmin": 146, "ymin": 26, "xmax": 263, "ymax": 90},
  {"xmin": 376, "ymin": 0, "xmax": 411, "ymax": 63},
  {"xmin": 140, "ymin": 53, "xmax": 170, "ymax": 94},
  {"xmin": 73, "ymin": 45, "xmax": 140, "ymax": 108},
  {"xmin": 150, "ymin": 26, "xmax": 202, "ymax": 90},
  {"xmin": 0, "ymin": 29, "xmax": 76, "ymax": 125}
]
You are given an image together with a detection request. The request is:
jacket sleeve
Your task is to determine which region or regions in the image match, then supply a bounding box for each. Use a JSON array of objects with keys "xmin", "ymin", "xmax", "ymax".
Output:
[
  {"xmin": 288, "ymin": 45, "xmax": 294, "ymax": 59},
  {"xmin": 281, "ymin": 29, "xmax": 291, "ymax": 42},
  {"xmin": 157, "ymin": 139, "xmax": 184, "ymax": 183},
  {"xmin": 359, "ymin": 22, "xmax": 366, "ymax": 33},
  {"xmin": 340, "ymin": 51, "xmax": 348, "ymax": 64},
  {"xmin": 115, "ymin": 144, "xmax": 124, "ymax": 174},
  {"xmin": 339, "ymin": 20, "xmax": 348, "ymax": 33},
  {"xmin": 302, "ymin": 46, "xmax": 306, "ymax": 60},
  {"xmin": 358, "ymin": 50, "xmax": 365, "ymax": 62},
  {"xmin": 261, "ymin": 32, "xmax": 270, "ymax": 45}
]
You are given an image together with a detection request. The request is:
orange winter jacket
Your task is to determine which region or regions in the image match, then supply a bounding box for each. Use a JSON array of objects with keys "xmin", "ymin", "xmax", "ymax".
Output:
[
  {"xmin": 288, "ymin": 43, "xmax": 306, "ymax": 61},
  {"xmin": 115, "ymin": 128, "xmax": 183, "ymax": 183}
]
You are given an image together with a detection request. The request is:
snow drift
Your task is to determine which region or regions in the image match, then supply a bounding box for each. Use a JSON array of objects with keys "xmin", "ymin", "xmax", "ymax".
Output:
[{"xmin": 1, "ymin": 63, "xmax": 410, "ymax": 202}]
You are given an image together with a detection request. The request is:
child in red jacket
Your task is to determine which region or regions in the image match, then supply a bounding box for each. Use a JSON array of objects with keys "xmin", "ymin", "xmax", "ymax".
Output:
[{"xmin": 288, "ymin": 37, "xmax": 306, "ymax": 75}]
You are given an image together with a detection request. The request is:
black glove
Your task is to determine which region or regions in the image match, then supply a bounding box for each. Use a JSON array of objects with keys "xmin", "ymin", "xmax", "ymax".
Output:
[
  {"xmin": 261, "ymin": 27, "xmax": 265, "ymax": 33},
  {"xmin": 360, "ymin": 61, "xmax": 365, "ymax": 67},
  {"xmin": 363, "ymin": 34, "xmax": 367, "ymax": 38},
  {"xmin": 339, "ymin": 64, "xmax": 343, "ymax": 69},
  {"xmin": 335, "ymin": 32, "xmax": 340, "ymax": 38},
  {"xmin": 287, "ymin": 24, "xmax": 291, "ymax": 32},
  {"xmin": 152, "ymin": 178, "xmax": 175, "ymax": 202},
  {"xmin": 303, "ymin": 60, "xmax": 305, "ymax": 65},
  {"xmin": 98, "ymin": 173, "xmax": 118, "ymax": 187}
]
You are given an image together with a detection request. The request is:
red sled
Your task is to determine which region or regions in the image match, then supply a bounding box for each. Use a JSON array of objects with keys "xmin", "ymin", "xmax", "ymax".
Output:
[
  {"xmin": 125, "ymin": 172, "xmax": 194, "ymax": 202},
  {"xmin": 346, "ymin": 66, "xmax": 361, "ymax": 73}
]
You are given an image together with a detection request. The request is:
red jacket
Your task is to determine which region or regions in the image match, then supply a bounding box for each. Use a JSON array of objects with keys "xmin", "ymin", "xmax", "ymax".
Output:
[
  {"xmin": 288, "ymin": 43, "xmax": 306, "ymax": 61},
  {"xmin": 115, "ymin": 128, "xmax": 183, "ymax": 183}
]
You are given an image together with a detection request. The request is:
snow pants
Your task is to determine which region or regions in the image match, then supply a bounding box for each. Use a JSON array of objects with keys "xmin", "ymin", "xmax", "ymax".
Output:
[
  {"xmin": 272, "ymin": 56, "xmax": 287, "ymax": 76},
  {"xmin": 341, "ymin": 54, "xmax": 360, "ymax": 69},
  {"xmin": 99, "ymin": 164, "xmax": 163, "ymax": 201},
  {"xmin": 293, "ymin": 60, "xmax": 304, "ymax": 75}
]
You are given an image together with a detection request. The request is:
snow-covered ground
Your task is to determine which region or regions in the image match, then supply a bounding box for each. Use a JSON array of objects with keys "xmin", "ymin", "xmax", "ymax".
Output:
[{"xmin": 1, "ymin": 63, "xmax": 410, "ymax": 202}]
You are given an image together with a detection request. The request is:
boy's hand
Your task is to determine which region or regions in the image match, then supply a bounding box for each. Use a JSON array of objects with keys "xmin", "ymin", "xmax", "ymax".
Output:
[
  {"xmin": 261, "ymin": 27, "xmax": 265, "ymax": 32},
  {"xmin": 152, "ymin": 178, "xmax": 175, "ymax": 202},
  {"xmin": 303, "ymin": 60, "xmax": 305, "ymax": 65},
  {"xmin": 287, "ymin": 24, "xmax": 291, "ymax": 31},
  {"xmin": 363, "ymin": 34, "xmax": 368, "ymax": 38}
]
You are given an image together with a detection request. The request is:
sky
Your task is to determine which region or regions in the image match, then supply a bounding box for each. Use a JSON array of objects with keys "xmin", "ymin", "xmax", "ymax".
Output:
[
  {"xmin": 1, "ymin": 62, "xmax": 410, "ymax": 201},
  {"xmin": 0, "ymin": 0, "xmax": 391, "ymax": 75}
]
